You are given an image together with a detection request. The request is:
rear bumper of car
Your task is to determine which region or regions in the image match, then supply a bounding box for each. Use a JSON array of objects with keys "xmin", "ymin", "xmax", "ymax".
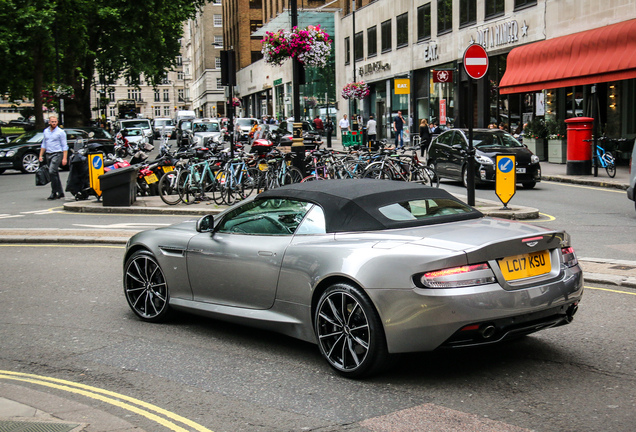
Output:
[
  {"xmin": 366, "ymin": 263, "xmax": 583, "ymax": 353},
  {"xmin": 628, "ymin": 185, "xmax": 634, "ymax": 202}
]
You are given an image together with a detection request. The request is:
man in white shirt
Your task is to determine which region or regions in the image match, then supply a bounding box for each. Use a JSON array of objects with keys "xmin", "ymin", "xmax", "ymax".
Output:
[
  {"xmin": 366, "ymin": 115, "xmax": 377, "ymax": 148},
  {"xmin": 339, "ymin": 114, "xmax": 350, "ymax": 135}
]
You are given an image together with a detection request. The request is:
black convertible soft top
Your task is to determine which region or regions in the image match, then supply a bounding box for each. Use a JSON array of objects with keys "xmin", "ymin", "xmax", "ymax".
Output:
[{"xmin": 258, "ymin": 179, "xmax": 483, "ymax": 233}]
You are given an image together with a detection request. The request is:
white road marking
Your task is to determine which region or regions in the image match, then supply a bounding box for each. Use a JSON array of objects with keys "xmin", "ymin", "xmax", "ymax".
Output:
[
  {"xmin": 0, "ymin": 214, "xmax": 24, "ymax": 219},
  {"xmin": 73, "ymin": 223, "xmax": 171, "ymax": 229}
]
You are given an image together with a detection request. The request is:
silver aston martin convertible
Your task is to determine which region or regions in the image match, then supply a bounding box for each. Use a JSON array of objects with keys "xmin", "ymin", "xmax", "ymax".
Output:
[{"xmin": 123, "ymin": 180, "xmax": 583, "ymax": 378}]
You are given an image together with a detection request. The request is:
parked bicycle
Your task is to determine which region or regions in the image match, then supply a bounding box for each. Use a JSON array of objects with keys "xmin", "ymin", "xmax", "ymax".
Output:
[{"xmin": 585, "ymin": 138, "xmax": 616, "ymax": 178}]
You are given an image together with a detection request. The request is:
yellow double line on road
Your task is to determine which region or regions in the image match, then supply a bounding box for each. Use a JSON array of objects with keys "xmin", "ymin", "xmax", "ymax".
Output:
[{"xmin": 0, "ymin": 370, "xmax": 213, "ymax": 432}]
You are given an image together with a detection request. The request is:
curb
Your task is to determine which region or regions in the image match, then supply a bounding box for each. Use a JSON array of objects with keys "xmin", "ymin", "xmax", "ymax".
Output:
[{"xmin": 542, "ymin": 174, "xmax": 629, "ymax": 190}]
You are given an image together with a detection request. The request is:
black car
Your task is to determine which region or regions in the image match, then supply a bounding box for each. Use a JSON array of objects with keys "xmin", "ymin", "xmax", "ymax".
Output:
[
  {"xmin": 8, "ymin": 117, "xmax": 35, "ymax": 130},
  {"xmin": 0, "ymin": 129, "xmax": 112, "ymax": 174},
  {"xmin": 427, "ymin": 128, "xmax": 541, "ymax": 189}
]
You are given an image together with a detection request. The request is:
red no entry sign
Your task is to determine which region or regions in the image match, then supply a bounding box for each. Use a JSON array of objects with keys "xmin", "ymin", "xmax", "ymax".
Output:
[{"xmin": 463, "ymin": 44, "xmax": 489, "ymax": 79}]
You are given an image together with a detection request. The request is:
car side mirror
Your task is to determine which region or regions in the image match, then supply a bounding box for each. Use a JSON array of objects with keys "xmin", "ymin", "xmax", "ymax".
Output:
[{"xmin": 196, "ymin": 214, "xmax": 214, "ymax": 233}]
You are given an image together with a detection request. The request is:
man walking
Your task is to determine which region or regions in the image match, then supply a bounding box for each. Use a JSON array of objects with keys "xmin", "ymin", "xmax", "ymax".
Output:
[
  {"xmin": 366, "ymin": 114, "xmax": 377, "ymax": 149},
  {"xmin": 38, "ymin": 116, "xmax": 67, "ymax": 200},
  {"xmin": 393, "ymin": 110, "xmax": 405, "ymax": 149}
]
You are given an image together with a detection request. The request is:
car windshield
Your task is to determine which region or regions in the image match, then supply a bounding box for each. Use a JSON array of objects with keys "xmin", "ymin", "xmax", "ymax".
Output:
[
  {"xmin": 121, "ymin": 120, "xmax": 150, "ymax": 129},
  {"xmin": 85, "ymin": 128, "xmax": 112, "ymax": 139},
  {"xmin": 193, "ymin": 122, "xmax": 220, "ymax": 132},
  {"xmin": 12, "ymin": 131, "xmax": 43, "ymax": 144},
  {"xmin": 379, "ymin": 198, "xmax": 473, "ymax": 221},
  {"xmin": 126, "ymin": 129, "xmax": 143, "ymax": 136},
  {"xmin": 473, "ymin": 132, "xmax": 524, "ymax": 148},
  {"xmin": 180, "ymin": 121, "xmax": 192, "ymax": 130},
  {"xmin": 155, "ymin": 119, "xmax": 174, "ymax": 127},
  {"xmin": 236, "ymin": 119, "xmax": 257, "ymax": 127}
]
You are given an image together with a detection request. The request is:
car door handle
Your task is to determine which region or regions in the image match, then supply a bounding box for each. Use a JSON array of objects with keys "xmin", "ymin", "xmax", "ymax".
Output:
[{"xmin": 258, "ymin": 251, "xmax": 274, "ymax": 257}]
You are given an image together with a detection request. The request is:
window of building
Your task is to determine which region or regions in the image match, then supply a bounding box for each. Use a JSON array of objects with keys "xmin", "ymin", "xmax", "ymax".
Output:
[
  {"xmin": 249, "ymin": 0, "xmax": 262, "ymax": 8},
  {"xmin": 214, "ymin": 35, "xmax": 223, "ymax": 47},
  {"xmin": 163, "ymin": 89, "xmax": 169, "ymax": 102},
  {"xmin": 354, "ymin": 32, "xmax": 364, "ymax": 61},
  {"xmin": 127, "ymin": 88, "xmax": 140, "ymax": 101},
  {"xmin": 485, "ymin": 0, "xmax": 504, "ymax": 18},
  {"xmin": 154, "ymin": 106, "xmax": 161, "ymax": 117},
  {"xmin": 109, "ymin": 106, "xmax": 116, "ymax": 117},
  {"xmin": 176, "ymin": 55, "xmax": 183, "ymax": 66},
  {"xmin": 154, "ymin": 90, "xmax": 160, "ymax": 102},
  {"xmin": 108, "ymin": 89, "xmax": 115, "ymax": 100},
  {"xmin": 178, "ymin": 89, "xmax": 184, "ymax": 102},
  {"xmin": 251, "ymin": 51, "xmax": 263, "ymax": 62},
  {"xmin": 214, "ymin": 14, "xmax": 222, "ymax": 26},
  {"xmin": 215, "ymin": 57, "xmax": 222, "ymax": 68},
  {"xmin": 381, "ymin": 19, "xmax": 392, "ymax": 53},
  {"xmin": 250, "ymin": 20, "xmax": 263, "ymax": 34},
  {"xmin": 417, "ymin": 4, "xmax": 431, "ymax": 41},
  {"xmin": 367, "ymin": 26, "xmax": 377, "ymax": 57},
  {"xmin": 217, "ymin": 78, "xmax": 222, "ymax": 88},
  {"xmin": 437, "ymin": 0, "xmax": 452, "ymax": 35},
  {"xmin": 460, "ymin": 0, "xmax": 476, "ymax": 27},
  {"xmin": 396, "ymin": 13, "xmax": 408, "ymax": 48},
  {"xmin": 514, "ymin": 0, "xmax": 536, "ymax": 9},
  {"xmin": 177, "ymin": 72, "xmax": 184, "ymax": 80},
  {"xmin": 344, "ymin": 37, "xmax": 350, "ymax": 65},
  {"xmin": 162, "ymin": 77, "xmax": 169, "ymax": 84},
  {"xmin": 164, "ymin": 106, "xmax": 171, "ymax": 117}
]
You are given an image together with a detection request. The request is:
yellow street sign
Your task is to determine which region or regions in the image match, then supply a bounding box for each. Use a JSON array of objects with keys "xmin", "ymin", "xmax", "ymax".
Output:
[
  {"xmin": 495, "ymin": 154, "xmax": 516, "ymax": 207},
  {"xmin": 89, "ymin": 153, "xmax": 104, "ymax": 197}
]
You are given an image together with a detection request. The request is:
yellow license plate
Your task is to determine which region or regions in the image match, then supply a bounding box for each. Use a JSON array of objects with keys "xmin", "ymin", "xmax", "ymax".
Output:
[
  {"xmin": 258, "ymin": 163, "xmax": 268, "ymax": 171},
  {"xmin": 144, "ymin": 173, "xmax": 159, "ymax": 184},
  {"xmin": 498, "ymin": 250, "xmax": 550, "ymax": 281},
  {"xmin": 162, "ymin": 166, "xmax": 175, "ymax": 173}
]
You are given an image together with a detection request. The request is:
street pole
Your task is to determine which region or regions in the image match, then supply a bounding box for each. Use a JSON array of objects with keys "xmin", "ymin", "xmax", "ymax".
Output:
[
  {"xmin": 290, "ymin": 0, "xmax": 305, "ymax": 175},
  {"xmin": 467, "ymin": 78, "xmax": 476, "ymax": 206}
]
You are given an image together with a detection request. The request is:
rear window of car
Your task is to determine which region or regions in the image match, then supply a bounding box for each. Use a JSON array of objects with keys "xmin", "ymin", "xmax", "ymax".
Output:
[
  {"xmin": 236, "ymin": 119, "xmax": 257, "ymax": 127},
  {"xmin": 193, "ymin": 122, "xmax": 220, "ymax": 132},
  {"xmin": 155, "ymin": 119, "xmax": 174, "ymax": 127},
  {"xmin": 473, "ymin": 132, "xmax": 523, "ymax": 148},
  {"xmin": 378, "ymin": 198, "xmax": 473, "ymax": 221},
  {"xmin": 121, "ymin": 120, "xmax": 151, "ymax": 129}
]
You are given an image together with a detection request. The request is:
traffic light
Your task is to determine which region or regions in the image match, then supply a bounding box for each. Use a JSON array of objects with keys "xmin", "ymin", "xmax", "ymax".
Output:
[{"xmin": 220, "ymin": 50, "xmax": 236, "ymax": 87}]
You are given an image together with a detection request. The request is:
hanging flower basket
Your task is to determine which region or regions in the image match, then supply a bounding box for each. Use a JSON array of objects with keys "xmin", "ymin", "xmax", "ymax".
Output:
[
  {"xmin": 305, "ymin": 96, "xmax": 317, "ymax": 108},
  {"xmin": 341, "ymin": 81, "xmax": 370, "ymax": 100},
  {"xmin": 41, "ymin": 84, "xmax": 75, "ymax": 111},
  {"xmin": 229, "ymin": 97, "xmax": 241, "ymax": 107},
  {"xmin": 261, "ymin": 25, "xmax": 332, "ymax": 68}
]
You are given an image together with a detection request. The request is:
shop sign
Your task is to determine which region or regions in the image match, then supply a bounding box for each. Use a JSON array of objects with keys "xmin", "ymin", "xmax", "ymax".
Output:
[
  {"xmin": 247, "ymin": 85, "xmax": 257, "ymax": 92},
  {"xmin": 394, "ymin": 79, "xmax": 410, "ymax": 94},
  {"xmin": 273, "ymin": 78, "xmax": 283, "ymax": 86},
  {"xmin": 358, "ymin": 60, "xmax": 391, "ymax": 77},
  {"xmin": 422, "ymin": 42, "xmax": 438, "ymax": 62},
  {"xmin": 432, "ymin": 70, "xmax": 453, "ymax": 83},
  {"xmin": 440, "ymin": 99, "xmax": 447, "ymax": 125},
  {"xmin": 472, "ymin": 20, "xmax": 528, "ymax": 50}
]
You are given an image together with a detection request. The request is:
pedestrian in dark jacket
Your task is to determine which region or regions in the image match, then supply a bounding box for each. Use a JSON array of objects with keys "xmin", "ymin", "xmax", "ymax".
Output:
[{"xmin": 419, "ymin": 119, "xmax": 432, "ymax": 157}]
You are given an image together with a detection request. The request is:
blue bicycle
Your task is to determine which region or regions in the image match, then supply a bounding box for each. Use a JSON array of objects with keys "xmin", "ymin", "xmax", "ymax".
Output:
[{"xmin": 594, "ymin": 140, "xmax": 617, "ymax": 178}]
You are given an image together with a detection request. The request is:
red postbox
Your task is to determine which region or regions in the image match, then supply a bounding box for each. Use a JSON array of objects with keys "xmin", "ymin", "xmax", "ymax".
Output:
[{"xmin": 565, "ymin": 117, "xmax": 594, "ymax": 175}]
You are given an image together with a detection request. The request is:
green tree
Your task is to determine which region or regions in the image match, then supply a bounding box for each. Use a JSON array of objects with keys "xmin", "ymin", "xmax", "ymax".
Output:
[{"xmin": 0, "ymin": 0, "xmax": 206, "ymax": 129}]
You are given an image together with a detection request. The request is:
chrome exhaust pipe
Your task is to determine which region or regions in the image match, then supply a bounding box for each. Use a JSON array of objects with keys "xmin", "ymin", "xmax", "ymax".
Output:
[{"xmin": 480, "ymin": 324, "xmax": 496, "ymax": 339}]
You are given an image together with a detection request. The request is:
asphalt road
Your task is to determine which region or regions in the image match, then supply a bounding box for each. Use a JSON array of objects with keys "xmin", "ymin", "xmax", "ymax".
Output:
[{"xmin": 1, "ymin": 244, "xmax": 635, "ymax": 432}]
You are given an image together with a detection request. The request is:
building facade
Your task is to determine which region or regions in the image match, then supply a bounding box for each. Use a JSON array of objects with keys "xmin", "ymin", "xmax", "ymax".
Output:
[{"xmin": 335, "ymin": 0, "xmax": 636, "ymax": 152}]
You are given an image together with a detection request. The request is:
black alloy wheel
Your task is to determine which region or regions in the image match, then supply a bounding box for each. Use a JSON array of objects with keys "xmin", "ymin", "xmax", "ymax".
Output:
[
  {"xmin": 314, "ymin": 283, "xmax": 390, "ymax": 378},
  {"xmin": 124, "ymin": 250, "xmax": 171, "ymax": 322}
]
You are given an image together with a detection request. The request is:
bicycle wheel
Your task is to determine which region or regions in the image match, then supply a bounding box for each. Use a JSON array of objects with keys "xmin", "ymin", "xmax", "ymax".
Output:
[
  {"xmin": 210, "ymin": 169, "xmax": 226, "ymax": 205},
  {"xmin": 239, "ymin": 167, "xmax": 259, "ymax": 200},
  {"xmin": 606, "ymin": 162, "xmax": 616, "ymax": 178},
  {"xmin": 363, "ymin": 164, "xmax": 392, "ymax": 180},
  {"xmin": 284, "ymin": 166, "xmax": 304, "ymax": 184},
  {"xmin": 158, "ymin": 170, "xmax": 182, "ymax": 205},
  {"xmin": 220, "ymin": 169, "xmax": 237, "ymax": 205},
  {"xmin": 177, "ymin": 170, "xmax": 194, "ymax": 205}
]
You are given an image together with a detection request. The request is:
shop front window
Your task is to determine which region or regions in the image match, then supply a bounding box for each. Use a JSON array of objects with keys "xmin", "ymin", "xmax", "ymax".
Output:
[{"xmin": 429, "ymin": 62, "xmax": 455, "ymax": 129}]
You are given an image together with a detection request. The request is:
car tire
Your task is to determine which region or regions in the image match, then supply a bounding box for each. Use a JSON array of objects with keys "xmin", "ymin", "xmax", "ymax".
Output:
[
  {"xmin": 522, "ymin": 181, "xmax": 536, "ymax": 189},
  {"xmin": 124, "ymin": 250, "xmax": 172, "ymax": 322},
  {"xmin": 20, "ymin": 152, "xmax": 40, "ymax": 174},
  {"xmin": 0, "ymin": 169, "xmax": 5, "ymax": 175},
  {"xmin": 314, "ymin": 282, "xmax": 390, "ymax": 378},
  {"xmin": 462, "ymin": 165, "xmax": 469, "ymax": 188}
]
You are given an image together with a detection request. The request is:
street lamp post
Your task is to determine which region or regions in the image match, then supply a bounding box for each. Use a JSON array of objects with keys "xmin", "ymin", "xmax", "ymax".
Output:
[{"xmin": 290, "ymin": 0, "xmax": 305, "ymax": 175}]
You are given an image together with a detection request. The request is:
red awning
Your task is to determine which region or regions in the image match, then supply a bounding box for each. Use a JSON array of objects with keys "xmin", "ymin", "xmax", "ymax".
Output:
[{"xmin": 499, "ymin": 19, "xmax": 636, "ymax": 94}]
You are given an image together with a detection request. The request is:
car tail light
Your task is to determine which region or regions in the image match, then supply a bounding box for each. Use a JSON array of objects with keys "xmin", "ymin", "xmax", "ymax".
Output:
[
  {"xmin": 561, "ymin": 247, "xmax": 578, "ymax": 268},
  {"xmin": 418, "ymin": 263, "xmax": 496, "ymax": 288}
]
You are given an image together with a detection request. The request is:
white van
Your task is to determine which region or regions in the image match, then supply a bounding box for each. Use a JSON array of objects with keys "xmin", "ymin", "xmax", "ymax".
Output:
[{"xmin": 175, "ymin": 110, "xmax": 196, "ymax": 123}]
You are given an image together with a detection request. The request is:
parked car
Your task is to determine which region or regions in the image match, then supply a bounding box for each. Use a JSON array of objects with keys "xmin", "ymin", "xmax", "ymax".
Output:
[
  {"xmin": 152, "ymin": 118, "xmax": 176, "ymax": 139},
  {"xmin": 8, "ymin": 116, "xmax": 35, "ymax": 130},
  {"xmin": 0, "ymin": 129, "xmax": 112, "ymax": 174},
  {"xmin": 627, "ymin": 141, "xmax": 636, "ymax": 212},
  {"xmin": 273, "ymin": 120, "xmax": 323, "ymax": 149},
  {"xmin": 234, "ymin": 118, "xmax": 259, "ymax": 143},
  {"xmin": 116, "ymin": 119, "xmax": 153, "ymax": 140},
  {"xmin": 175, "ymin": 119, "xmax": 194, "ymax": 147},
  {"xmin": 123, "ymin": 179, "xmax": 583, "ymax": 378},
  {"xmin": 72, "ymin": 127, "xmax": 116, "ymax": 155},
  {"xmin": 189, "ymin": 119, "xmax": 223, "ymax": 148},
  {"xmin": 427, "ymin": 128, "xmax": 542, "ymax": 189}
]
